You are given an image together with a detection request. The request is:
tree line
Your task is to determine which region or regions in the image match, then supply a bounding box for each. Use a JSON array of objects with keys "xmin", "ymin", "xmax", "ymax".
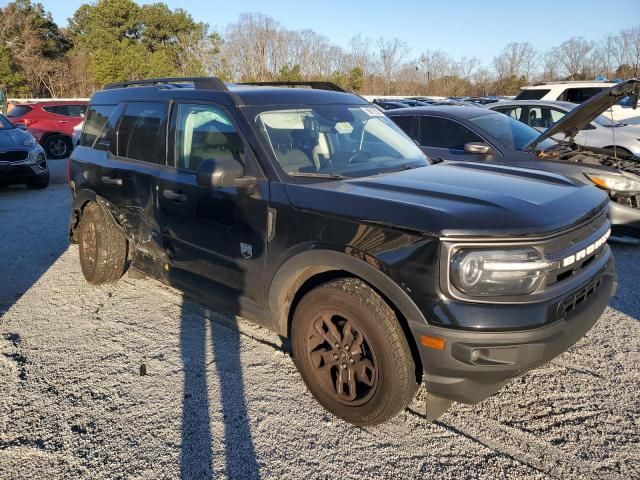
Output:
[{"xmin": 1, "ymin": 0, "xmax": 639, "ymax": 98}]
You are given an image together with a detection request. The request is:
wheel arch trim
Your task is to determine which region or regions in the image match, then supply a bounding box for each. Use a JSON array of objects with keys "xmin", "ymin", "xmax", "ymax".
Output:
[{"xmin": 268, "ymin": 249, "xmax": 427, "ymax": 336}]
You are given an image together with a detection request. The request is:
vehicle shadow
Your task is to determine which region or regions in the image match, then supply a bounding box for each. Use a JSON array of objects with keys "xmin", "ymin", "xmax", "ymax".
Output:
[
  {"xmin": 0, "ymin": 185, "xmax": 69, "ymax": 317},
  {"xmin": 609, "ymin": 244, "xmax": 639, "ymax": 321},
  {"xmin": 179, "ymin": 300, "xmax": 261, "ymax": 479},
  {"xmin": 174, "ymin": 190, "xmax": 263, "ymax": 479}
]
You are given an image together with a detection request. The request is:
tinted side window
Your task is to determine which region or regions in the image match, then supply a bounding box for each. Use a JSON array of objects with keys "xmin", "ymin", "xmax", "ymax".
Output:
[
  {"xmin": 6, "ymin": 105, "xmax": 32, "ymax": 118},
  {"xmin": 117, "ymin": 102, "xmax": 168, "ymax": 164},
  {"xmin": 559, "ymin": 87, "xmax": 603, "ymax": 103},
  {"xmin": 391, "ymin": 115, "xmax": 415, "ymax": 138},
  {"xmin": 494, "ymin": 106, "xmax": 523, "ymax": 121},
  {"xmin": 42, "ymin": 106, "xmax": 62, "ymax": 115},
  {"xmin": 419, "ymin": 116, "xmax": 481, "ymax": 150},
  {"xmin": 66, "ymin": 105, "xmax": 86, "ymax": 117},
  {"xmin": 80, "ymin": 105, "xmax": 116, "ymax": 147},
  {"xmin": 174, "ymin": 103, "xmax": 244, "ymax": 171},
  {"xmin": 514, "ymin": 89, "xmax": 550, "ymax": 100}
]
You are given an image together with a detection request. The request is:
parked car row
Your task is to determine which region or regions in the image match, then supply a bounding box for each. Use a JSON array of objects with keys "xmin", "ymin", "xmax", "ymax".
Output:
[
  {"xmin": 515, "ymin": 80, "xmax": 639, "ymax": 124},
  {"xmin": 372, "ymin": 96, "xmax": 501, "ymax": 110},
  {"xmin": 386, "ymin": 79, "xmax": 640, "ymax": 242}
]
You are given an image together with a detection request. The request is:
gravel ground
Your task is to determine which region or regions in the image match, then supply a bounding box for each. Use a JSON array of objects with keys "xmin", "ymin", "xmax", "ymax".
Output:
[{"xmin": 1, "ymin": 184, "xmax": 638, "ymax": 480}]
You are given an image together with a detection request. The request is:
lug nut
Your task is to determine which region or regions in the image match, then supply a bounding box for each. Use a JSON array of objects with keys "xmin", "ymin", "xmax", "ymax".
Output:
[
  {"xmin": 349, "ymin": 359, "xmax": 355, "ymax": 364},
  {"xmin": 341, "ymin": 363, "xmax": 347, "ymax": 369},
  {"xmin": 333, "ymin": 354, "xmax": 338, "ymax": 360}
]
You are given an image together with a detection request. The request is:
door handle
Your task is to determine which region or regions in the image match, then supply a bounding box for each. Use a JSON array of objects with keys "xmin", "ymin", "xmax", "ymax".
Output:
[
  {"xmin": 163, "ymin": 189, "xmax": 188, "ymax": 202},
  {"xmin": 101, "ymin": 176, "xmax": 122, "ymax": 186}
]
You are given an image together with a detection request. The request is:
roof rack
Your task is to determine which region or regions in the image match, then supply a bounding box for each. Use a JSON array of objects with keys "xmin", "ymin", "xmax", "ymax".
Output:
[
  {"xmin": 105, "ymin": 77, "xmax": 228, "ymax": 91},
  {"xmin": 532, "ymin": 80, "xmax": 614, "ymax": 86},
  {"xmin": 236, "ymin": 81, "xmax": 346, "ymax": 92}
]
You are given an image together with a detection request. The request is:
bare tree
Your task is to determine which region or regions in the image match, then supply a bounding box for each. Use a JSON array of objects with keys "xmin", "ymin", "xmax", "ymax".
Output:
[
  {"xmin": 376, "ymin": 37, "xmax": 410, "ymax": 91},
  {"xmin": 558, "ymin": 37, "xmax": 594, "ymax": 79},
  {"xmin": 493, "ymin": 42, "xmax": 537, "ymax": 81},
  {"xmin": 345, "ymin": 34, "xmax": 373, "ymax": 74}
]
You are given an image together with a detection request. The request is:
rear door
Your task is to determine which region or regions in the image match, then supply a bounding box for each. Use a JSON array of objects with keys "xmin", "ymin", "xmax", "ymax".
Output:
[
  {"xmin": 156, "ymin": 101, "xmax": 269, "ymax": 303},
  {"xmin": 79, "ymin": 101, "xmax": 168, "ymax": 272}
]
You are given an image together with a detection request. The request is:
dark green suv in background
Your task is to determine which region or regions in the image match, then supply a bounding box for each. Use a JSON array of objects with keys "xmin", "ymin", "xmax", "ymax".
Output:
[{"xmin": 69, "ymin": 78, "xmax": 615, "ymax": 425}]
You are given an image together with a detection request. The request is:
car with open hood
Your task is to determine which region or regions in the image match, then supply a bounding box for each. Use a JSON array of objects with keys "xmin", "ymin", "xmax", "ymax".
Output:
[
  {"xmin": 0, "ymin": 113, "xmax": 49, "ymax": 188},
  {"xmin": 69, "ymin": 77, "xmax": 614, "ymax": 426},
  {"xmin": 387, "ymin": 79, "xmax": 640, "ymax": 243},
  {"xmin": 489, "ymin": 99, "xmax": 640, "ymax": 156}
]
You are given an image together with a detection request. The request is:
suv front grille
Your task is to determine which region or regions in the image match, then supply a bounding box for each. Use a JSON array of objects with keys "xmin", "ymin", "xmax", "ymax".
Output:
[
  {"xmin": 560, "ymin": 273, "xmax": 604, "ymax": 318},
  {"xmin": 0, "ymin": 150, "xmax": 29, "ymax": 162}
]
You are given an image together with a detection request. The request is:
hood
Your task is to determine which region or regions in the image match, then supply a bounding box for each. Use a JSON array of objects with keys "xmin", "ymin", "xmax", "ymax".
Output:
[
  {"xmin": 285, "ymin": 163, "xmax": 608, "ymax": 237},
  {"xmin": 529, "ymin": 78, "xmax": 640, "ymax": 151},
  {"xmin": 0, "ymin": 128, "xmax": 31, "ymax": 149}
]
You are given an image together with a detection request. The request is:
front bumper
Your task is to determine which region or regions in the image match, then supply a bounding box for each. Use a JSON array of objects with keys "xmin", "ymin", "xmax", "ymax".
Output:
[
  {"xmin": 412, "ymin": 256, "xmax": 616, "ymax": 404},
  {"xmin": 0, "ymin": 149, "xmax": 48, "ymax": 185},
  {"xmin": 608, "ymin": 201, "xmax": 640, "ymax": 240}
]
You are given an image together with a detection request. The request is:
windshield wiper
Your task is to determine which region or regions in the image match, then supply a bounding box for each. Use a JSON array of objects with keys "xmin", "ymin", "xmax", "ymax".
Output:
[
  {"xmin": 372, "ymin": 163, "xmax": 423, "ymax": 175},
  {"xmin": 287, "ymin": 172, "xmax": 346, "ymax": 180}
]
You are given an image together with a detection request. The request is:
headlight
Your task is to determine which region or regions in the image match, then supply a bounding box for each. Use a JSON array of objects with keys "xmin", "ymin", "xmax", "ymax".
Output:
[
  {"xmin": 23, "ymin": 136, "xmax": 37, "ymax": 147},
  {"xmin": 585, "ymin": 172, "xmax": 640, "ymax": 193},
  {"xmin": 451, "ymin": 248, "xmax": 552, "ymax": 297}
]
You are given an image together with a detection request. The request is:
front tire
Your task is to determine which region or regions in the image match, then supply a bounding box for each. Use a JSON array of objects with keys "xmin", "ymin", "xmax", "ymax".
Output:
[
  {"xmin": 292, "ymin": 278, "xmax": 418, "ymax": 426},
  {"xmin": 78, "ymin": 203, "xmax": 128, "ymax": 284}
]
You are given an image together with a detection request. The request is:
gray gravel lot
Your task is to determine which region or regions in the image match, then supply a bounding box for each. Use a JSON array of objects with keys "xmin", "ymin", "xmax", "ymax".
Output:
[{"xmin": 1, "ymin": 184, "xmax": 639, "ymax": 479}]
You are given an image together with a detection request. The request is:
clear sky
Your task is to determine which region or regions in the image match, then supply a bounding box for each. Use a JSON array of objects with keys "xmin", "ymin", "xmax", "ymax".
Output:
[{"xmin": 46, "ymin": 0, "xmax": 640, "ymax": 63}]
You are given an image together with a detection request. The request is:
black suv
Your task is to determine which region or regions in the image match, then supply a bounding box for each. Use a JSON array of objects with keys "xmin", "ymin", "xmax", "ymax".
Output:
[{"xmin": 69, "ymin": 78, "xmax": 616, "ymax": 426}]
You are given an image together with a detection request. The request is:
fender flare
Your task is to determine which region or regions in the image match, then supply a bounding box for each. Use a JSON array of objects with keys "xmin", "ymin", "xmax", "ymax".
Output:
[
  {"xmin": 72, "ymin": 188, "xmax": 97, "ymax": 211},
  {"xmin": 268, "ymin": 249, "xmax": 427, "ymax": 336}
]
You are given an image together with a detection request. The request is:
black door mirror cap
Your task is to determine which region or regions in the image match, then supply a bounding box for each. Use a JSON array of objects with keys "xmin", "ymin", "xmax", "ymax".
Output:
[
  {"xmin": 464, "ymin": 142, "xmax": 493, "ymax": 155},
  {"xmin": 195, "ymin": 157, "xmax": 256, "ymax": 190}
]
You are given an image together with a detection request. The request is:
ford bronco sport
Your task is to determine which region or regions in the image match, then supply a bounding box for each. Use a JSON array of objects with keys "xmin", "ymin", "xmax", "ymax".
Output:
[{"xmin": 69, "ymin": 78, "xmax": 616, "ymax": 426}]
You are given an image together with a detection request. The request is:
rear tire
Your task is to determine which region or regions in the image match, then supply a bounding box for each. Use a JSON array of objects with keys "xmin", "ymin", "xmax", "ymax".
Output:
[
  {"xmin": 78, "ymin": 203, "xmax": 128, "ymax": 284},
  {"xmin": 43, "ymin": 134, "xmax": 71, "ymax": 159},
  {"xmin": 292, "ymin": 278, "xmax": 418, "ymax": 426}
]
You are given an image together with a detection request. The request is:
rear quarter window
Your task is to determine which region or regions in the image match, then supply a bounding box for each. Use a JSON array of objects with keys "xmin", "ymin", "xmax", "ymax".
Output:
[
  {"xmin": 116, "ymin": 102, "xmax": 168, "ymax": 164},
  {"xmin": 80, "ymin": 105, "xmax": 116, "ymax": 147},
  {"xmin": 514, "ymin": 89, "xmax": 550, "ymax": 100},
  {"xmin": 6, "ymin": 105, "xmax": 32, "ymax": 118}
]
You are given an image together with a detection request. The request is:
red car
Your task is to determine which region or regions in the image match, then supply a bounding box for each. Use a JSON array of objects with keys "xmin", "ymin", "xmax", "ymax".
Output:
[{"xmin": 7, "ymin": 101, "xmax": 87, "ymax": 159}]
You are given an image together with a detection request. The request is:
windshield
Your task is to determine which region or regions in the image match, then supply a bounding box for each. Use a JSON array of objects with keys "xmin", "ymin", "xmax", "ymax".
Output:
[
  {"xmin": 253, "ymin": 105, "xmax": 429, "ymax": 178},
  {"xmin": 469, "ymin": 113, "xmax": 557, "ymax": 151},
  {"xmin": 0, "ymin": 114, "xmax": 15, "ymax": 130}
]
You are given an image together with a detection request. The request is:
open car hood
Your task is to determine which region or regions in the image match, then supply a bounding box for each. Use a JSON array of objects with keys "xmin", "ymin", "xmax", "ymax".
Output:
[{"xmin": 528, "ymin": 78, "xmax": 640, "ymax": 152}]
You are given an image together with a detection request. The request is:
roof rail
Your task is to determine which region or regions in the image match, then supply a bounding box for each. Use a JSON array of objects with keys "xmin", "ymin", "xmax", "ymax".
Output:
[
  {"xmin": 105, "ymin": 77, "xmax": 228, "ymax": 91},
  {"xmin": 236, "ymin": 81, "xmax": 346, "ymax": 92},
  {"xmin": 532, "ymin": 80, "xmax": 614, "ymax": 86}
]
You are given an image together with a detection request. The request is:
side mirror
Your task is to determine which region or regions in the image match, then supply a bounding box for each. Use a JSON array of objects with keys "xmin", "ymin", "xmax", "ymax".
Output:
[
  {"xmin": 196, "ymin": 158, "xmax": 256, "ymax": 190},
  {"xmin": 464, "ymin": 142, "xmax": 493, "ymax": 155},
  {"xmin": 15, "ymin": 124, "xmax": 27, "ymax": 131}
]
